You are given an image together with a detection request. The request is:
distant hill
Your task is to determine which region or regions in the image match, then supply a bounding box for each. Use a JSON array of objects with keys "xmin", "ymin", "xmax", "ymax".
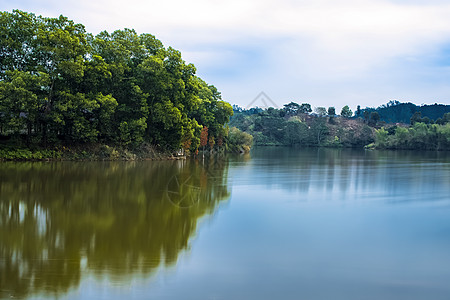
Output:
[{"xmin": 357, "ymin": 101, "xmax": 450, "ymax": 124}]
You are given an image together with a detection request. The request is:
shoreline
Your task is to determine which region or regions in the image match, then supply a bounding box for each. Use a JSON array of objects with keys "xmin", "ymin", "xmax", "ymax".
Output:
[{"xmin": 2, "ymin": 144, "xmax": 449, "ymax": 162}]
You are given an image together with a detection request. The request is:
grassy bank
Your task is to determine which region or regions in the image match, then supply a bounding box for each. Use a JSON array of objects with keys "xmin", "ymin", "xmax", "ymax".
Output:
[{"xmin": 0, "ymin": 143, "xmax": 182, "ymax": 161}]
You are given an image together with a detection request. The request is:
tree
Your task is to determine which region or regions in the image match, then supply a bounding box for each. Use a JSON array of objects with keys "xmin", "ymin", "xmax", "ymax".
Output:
[
  {"xmin": 315, "ymin": 107, "xmax": 327, "ymax": 116},
  {"xmin": 0, "ymin": 70, "xmax": 50, "ymax": 141},
  {"xmin": 375, "ymin": 127, "xmax": 388, "ymax": 148},
  {"xmin": 410, "ymin": 112, "xmax": 422, "ymax": 125},
  {"xmin": 422, "ymin": 116, "xmax": 431, "ymax": 124},
  {"xmin": 200, "ymin": 126, "xmax": 208, "ymax": 152},
  {"xmin": 208, "ymin": 135, "xmax": 215, "ymax": 152},
  {"xmin": 393, "ymin": 126, "xmax": 410, "ymax": 148},
  {"xmin": 310, "ymin": 117, "xmax": 329, "ymax": 145},
  {"xmin": 227, "ymin": 127, "xmax": 253, "ymax": 153},
  {"xmin": 444, "ymin": 113, "xmax": 450, "ymax": 124},
  {"xmin": 328, "ymin": 107, "xmax": 336, "ymax": 123},
  {"xmin": 363, "ymin": 110, "xmax": 370, "ymax": 123},
  {"xmin": 181, "ymin": 130, "xmax": 192, "ymax": 155},
  {"xmin": 283, "ymin": 102, "xmax": 300, "ymax": 116},
  {"xmin": 328, "ymin": 107, "xmax": 336, "ymax": 117},
  {"xmin": 284, "ymin": 117, "xmax": 308, "ymax": 145},
  {"xmin": 0, "ymin": 10, "xmax": 243, "ymax": 154},
  {"xmin": 341, "ymin": 105, "xmax": 353, "ymax": 118},
  {"xmin": 355, "ymin": 105, "xmax": 362, "ymax": 118},
  {"xmin": 95, "ymin": 93, "xmax": 118, "ymax": 140},
  {"xmin": 368, "ymin": 112, "xmax": 380, "ymax": 127},
  {"xmin": 299, "ymin": 103, "xmax": 312, "ymax": 114},
  {"xmin": 0, "ymin": 10, "xmax": 40, "ymax": 76}
]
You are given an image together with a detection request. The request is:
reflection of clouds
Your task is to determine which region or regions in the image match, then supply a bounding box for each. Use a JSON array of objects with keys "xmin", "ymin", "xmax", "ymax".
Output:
[{"xmin": 0, "ymin": 159, "xmax": 231, "ymax": 299}]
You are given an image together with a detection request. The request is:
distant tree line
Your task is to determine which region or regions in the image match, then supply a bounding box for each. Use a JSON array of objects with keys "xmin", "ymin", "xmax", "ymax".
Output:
[
  {"xmin": 231, "ymin": 100, "xmax": 450, "ymax": 150},
  {"xmin": 230, "ymin": 103, "xmax": 374, "ymax": 148},
  {"xmin": 0, "ymin": 10, "xmax": 250, "ymax": 155},
  {"xmin": 355, "ymin": 100, "xmax": 450, "ymax": 125}
]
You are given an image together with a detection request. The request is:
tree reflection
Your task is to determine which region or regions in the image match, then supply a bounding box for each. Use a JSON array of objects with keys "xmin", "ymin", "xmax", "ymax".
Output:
[
  {"xmin": 0, "ymin": 158, "xmax": 230, "ymax": 299},
  {"xmin": 248, "ymin": 147, "xmax": 450, "ymax": 198}
]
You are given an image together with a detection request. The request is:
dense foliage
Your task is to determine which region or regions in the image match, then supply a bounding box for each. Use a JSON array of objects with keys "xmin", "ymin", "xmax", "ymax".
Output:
[
  {"xmin": 230, "ymin": 105, "xmax": 375, "ymax": 148},
  {"xmin": 0, "ymin": 10, "xmax": 237, "ymax": 154},
  {"xmin": 372, "ymin": 122, "xmax": 450, "ymax": 150},
  {"xmin": 355, "ymin": 101, "xmax": 450, "ymax": 124},
  {"xmin": 231, "ymin": 100, "xmax": 450, "ymax": 150},
  {"xmin": 227, "ymin": 127, "xmax": 253, "ymax": 153}
]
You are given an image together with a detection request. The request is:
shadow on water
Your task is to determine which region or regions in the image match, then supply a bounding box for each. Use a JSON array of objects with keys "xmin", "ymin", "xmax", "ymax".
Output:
[{"xmin": 0, "ymin": 157, "xmax": 231, "ymax": 299}]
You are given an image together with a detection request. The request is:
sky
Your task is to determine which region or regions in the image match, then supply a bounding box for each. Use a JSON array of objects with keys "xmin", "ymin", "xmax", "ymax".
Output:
[{"xmin": 2, "ymin": 0, "xmax": 450, "ymax": 111}]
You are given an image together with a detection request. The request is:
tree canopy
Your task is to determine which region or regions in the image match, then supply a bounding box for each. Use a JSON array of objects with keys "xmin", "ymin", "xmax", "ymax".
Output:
[
  {"xmin": 0, "ymin": 10, "xmax": 234, "ymax": 153},
  {"xmin": 358, "ymin": 101, "xmax": 450, "ymax": 124}
]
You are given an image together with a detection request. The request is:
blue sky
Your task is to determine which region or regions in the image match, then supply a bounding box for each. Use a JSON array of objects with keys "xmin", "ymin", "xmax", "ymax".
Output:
[{"xmin": 2, "ymin": 0, "xmax": 450, "ymax": 111}]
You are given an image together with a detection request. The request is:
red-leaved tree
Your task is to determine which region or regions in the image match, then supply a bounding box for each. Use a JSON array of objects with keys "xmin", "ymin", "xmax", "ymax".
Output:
[{"xmin": 200, "ymin": 126, "xmax": 208, "ymax": 152}]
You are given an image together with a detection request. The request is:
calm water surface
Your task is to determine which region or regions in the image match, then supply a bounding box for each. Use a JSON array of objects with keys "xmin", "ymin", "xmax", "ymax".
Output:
[{"xmin": 1, "ymin": 148, "xmax": 450, "ymax": 299}]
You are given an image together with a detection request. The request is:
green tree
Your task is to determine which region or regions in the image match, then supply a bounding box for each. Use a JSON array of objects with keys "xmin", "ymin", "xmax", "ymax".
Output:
[
  {"xmin": 355, "ymin": 105, "xmax": 362, "ymax": 118},
  {"xmin": 368, "ymin": 112, "xmax": 380, "ymax": 127},
  {"xmin": 328, "ymin": 107, "xmax": 336, "ymax": 117},
  {"xmin": 94, "ymin": 93, "xmax": 118, "ymax": 140},
  {"xmin": 284, "ymin": 117, "xmax": 308, "ymax": 145},
  {"xmin": 328, "ymin": 107, "xmax": 336, "ymax": 124},
  {"xmin": 410, "ymin": 111, "xmax": 422, "ymax": 125},
  {"xmin": 374, "ymin": 127, "xmax": 389, "ymax": 148},
  {"xmin": 0, "ymin": 70, "xmax": 50, "ymax": 140},
  {"xmin": 315, "ymin": 107, "xmax": 327, "ymax": 116},
  {"xmin": 283, "ymin": 102, "xmax": 301, "ymax": 116},
  {"xmin": 227, "ymin": 127, "xmax": 253, "ymax": 152},
  {"xmin": 0, "ymin": 10, "xmax": 242, "ymax": 154},
  {"xmin": 393, "ymin": 126, "xmax": 410, "ymax": 148},
  {"xmin": 437, "ymin": 123, "xmax": 450, "ymax": 149},
  {"xmin": 310, "ymin": 117, "xmax": 329, "ymax": 145},
  {"xmin": 299, "ymin": 103, "xmax": 312, "ymax": 114},
  {"xmin": 0, "ymin": 10, "xmax": 39, "ymax": 75},
  {"xmin": 363, "ymin": 110, "xmax": 370, "ymax": 123},
  {"xmin": 52, "ymin": 91, "xmax": 100, "ymax": 142},
  {"xmin": 340, "ymin": 105, "xmax": 353, "ymax": 118}
]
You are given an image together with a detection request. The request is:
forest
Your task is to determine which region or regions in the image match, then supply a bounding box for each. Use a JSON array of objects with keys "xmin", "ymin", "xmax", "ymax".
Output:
[
  {"xmin": 371, "ymin": 121, "xmax": 450, "ymax": 150},
  {"xmin": 355, "ymin": 100, "xmax": 450, "ymax": 124},
  {"xmin": 230, "ymin": 104, "xmax": 374, "ymax": 147},
  {"xmin": 0, "ymin": 10, "xmax": 252, "ymax": 159},
  {"xmin": 230, "ymin": 102, "xmax": 450, "ymax": 151}
]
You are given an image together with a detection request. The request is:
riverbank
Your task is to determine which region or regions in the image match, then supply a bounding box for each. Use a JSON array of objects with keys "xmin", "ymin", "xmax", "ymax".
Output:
[
  {"xmin": 0, "ymin": 140, "xmax": 253, "ymax": 161},
  {"xmin": 0, "ymin": 144, "xmax": 184, "ymax": 161}
]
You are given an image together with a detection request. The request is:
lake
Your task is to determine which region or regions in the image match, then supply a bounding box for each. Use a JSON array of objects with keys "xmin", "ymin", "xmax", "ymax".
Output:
[{"xmin": 1, "ymin": 147, "xmax": 450, "ymax": 300}]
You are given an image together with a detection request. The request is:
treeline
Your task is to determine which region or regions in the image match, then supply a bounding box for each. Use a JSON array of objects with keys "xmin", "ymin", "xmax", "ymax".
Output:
[
  {"xmin": 355, "ymin": 100, "xmax": 450, "ymax": 124},
  {"xmin": 230, "ymin": 104, "xmax": 374, "ymax": 148},
  {"xmin": 371, "ymin": 122, "xmax": 450, "ymax": 150},
  {"xmin": 0, "ymin": 10, "xmax": 248, "ymax": 156},
  {"xmin": 231, "ymin": 100, "xmax": 450, "ymax": 151}
]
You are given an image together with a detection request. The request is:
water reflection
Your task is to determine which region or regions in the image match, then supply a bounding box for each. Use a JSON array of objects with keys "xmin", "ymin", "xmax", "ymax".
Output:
[
  {"xmin": 236, "ymin": 147, "xmax": 450, "ymax": 204},
  {"xmin": 2, "ymin": 149, "xmax": 450, "ymax": 300},
  {"xmin": 0, "ymin": 158, "xmax": 230, "ymax": 299}
]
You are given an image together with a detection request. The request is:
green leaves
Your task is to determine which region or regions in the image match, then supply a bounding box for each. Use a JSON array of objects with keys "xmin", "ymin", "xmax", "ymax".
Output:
[
  {"xmin": 374, "ymin": 122, "xmax": 450, "ymax": 150},
  {"xmin": 0, "ymin": 10, "xmax": 235, "ymax": 152},
  {"xmin": 0, "ymin": 70, "xmax": 49, "ymax": 134},
  {"xmin": 228, "ymin": 127, "xmax": 253, "ymax": 153}
]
